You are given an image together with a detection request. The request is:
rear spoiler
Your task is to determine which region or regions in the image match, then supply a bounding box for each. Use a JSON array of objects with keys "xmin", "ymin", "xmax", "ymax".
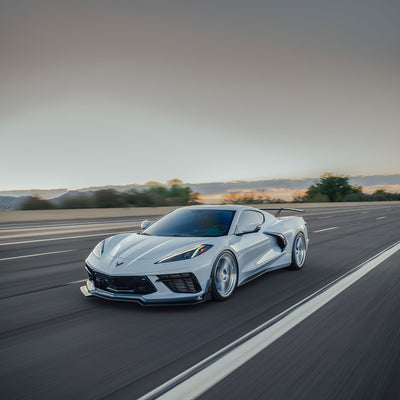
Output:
[{"xmin": 259, "ymin": 208, "xmax": 305, "ymax": 218}]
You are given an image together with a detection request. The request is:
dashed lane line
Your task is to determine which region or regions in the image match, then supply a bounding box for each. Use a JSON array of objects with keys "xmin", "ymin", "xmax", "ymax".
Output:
[
  {"xmin": 0, "ymin": 249, "xmax": 78, "ymax": 261},
  {"xmin": 313, "ymin": 227, "xmax": 339, "ymax": 233}
]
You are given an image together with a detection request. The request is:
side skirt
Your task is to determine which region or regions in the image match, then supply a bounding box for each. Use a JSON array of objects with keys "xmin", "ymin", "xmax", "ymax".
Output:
[{"xmin": 238, "ymin": 256, "xmax": 289, "ymax": 286}]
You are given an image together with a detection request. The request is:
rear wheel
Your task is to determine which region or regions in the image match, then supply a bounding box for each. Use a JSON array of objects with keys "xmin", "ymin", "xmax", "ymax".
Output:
[
  {"xmin": 211, "ymin": 252, "xmax": 238, "ymax": 301},
  {"xmin": 290, "ymin": 232, "xmax": 307, "ymax": 269}
]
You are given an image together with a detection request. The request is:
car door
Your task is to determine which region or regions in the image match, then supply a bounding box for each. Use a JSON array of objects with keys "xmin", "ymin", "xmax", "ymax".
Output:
[{"xmin": 232, "ymin": 210, "xmax": 273, "ymax": 283}]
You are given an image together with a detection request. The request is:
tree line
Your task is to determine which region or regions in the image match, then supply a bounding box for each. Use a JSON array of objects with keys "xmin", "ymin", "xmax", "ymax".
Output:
[
  {"xmin": 224, "ymin": 174, "xmax": 400, "ymax": 204},
  {"xmin": 21, "ymin": 174, "xmax": 400, "ymax": 210}
]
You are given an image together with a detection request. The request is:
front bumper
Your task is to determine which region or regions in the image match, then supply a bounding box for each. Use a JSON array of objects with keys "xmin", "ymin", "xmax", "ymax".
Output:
[{"xmin": 80, "ymin": 264, "xmax": 211, "ymax": 305}]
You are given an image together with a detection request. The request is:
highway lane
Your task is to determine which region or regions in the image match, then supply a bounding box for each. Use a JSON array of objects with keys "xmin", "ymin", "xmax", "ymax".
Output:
[{"xmin": 0, "ymin": 204, "xmax": 399, "ymax": 399}]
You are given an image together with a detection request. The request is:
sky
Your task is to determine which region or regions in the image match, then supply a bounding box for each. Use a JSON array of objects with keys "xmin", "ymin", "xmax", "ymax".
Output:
[{"xmin": 1, "ymin": 0, "xmax": 399, "ymax": 190}]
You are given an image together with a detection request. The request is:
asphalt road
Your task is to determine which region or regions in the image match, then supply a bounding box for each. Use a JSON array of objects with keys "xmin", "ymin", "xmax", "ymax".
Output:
[{"xmin": 1, "ymin": 204, "xmax": 399, "ymax": 399}]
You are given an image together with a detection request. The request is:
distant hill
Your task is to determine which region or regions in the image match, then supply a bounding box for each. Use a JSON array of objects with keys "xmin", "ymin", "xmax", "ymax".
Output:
[
  {"xmin": 0, "ymin": 196, "xmax": 31, "ymax": 211},
  {"xmin": 187, "ymin": 178, "xmax": 314, "ymax": 195},
  {"xmin": 0, "ymin": 188, "xmax": 67, "ymax": 199},
  {"xmin": 349, "ymin": 175, "xmax": 400, "ymax": 186}
]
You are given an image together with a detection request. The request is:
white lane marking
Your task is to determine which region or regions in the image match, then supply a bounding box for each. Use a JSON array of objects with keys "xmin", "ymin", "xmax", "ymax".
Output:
[
  {"xmin": 376, "ymin": 216, "xmax": 387, "ymax": 220},
  {"xmin": 0, "ymin": 231, "xmax": 131, "ymax": 246},
  {"xmin": 313, "ymin": 226, "xmax": 339, "ymax": 233},
  {"xmin": 319, "ymin": 216, "xmax": 332, "ymax": 219},
  {"xmin": 67, "ymin": 279, "xmax": 87, "ymax": 284},
  {"xmin": 360, "ymin": 211, "xmax": 369, "ymax": 214},
  {"xmin": 139, "ymin": 241, "xmax": 400, "ymax": 400},
  {"xmin": 0, "ymin": 249, "xmax": 78, "ymax": 261}
]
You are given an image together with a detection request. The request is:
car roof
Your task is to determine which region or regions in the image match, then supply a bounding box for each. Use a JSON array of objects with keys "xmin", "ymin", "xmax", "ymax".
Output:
[{"xmin": 182, "ymin": 204, "xmax": 262, "ymax": 212}]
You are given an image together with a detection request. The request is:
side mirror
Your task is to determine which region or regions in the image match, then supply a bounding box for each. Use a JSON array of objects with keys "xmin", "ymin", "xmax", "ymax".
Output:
[
  {"xmin": 141, "ymin": 220, "xmax": 151, "ymax": 231},
  {"xmin": 237, "ymin": 223, "xmax": 260, "ymax": 235}
]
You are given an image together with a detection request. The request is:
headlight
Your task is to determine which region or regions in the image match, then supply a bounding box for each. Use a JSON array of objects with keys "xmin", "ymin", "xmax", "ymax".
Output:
[
  {"xmin": 92, "ymin": 240, "xmax": 105, "ymax": 258},
  {"xmin": 156, "ymin": 244, "xmax": 213, "ymax": 264}
]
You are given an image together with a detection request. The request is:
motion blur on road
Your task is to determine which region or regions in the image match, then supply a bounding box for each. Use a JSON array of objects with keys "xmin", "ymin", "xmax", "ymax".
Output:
[{"xmin": 1, "ymin": 203, "xmax": 400, "ymax": 399}]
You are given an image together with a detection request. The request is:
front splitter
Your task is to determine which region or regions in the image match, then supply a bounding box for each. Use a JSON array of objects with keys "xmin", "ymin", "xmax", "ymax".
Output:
[{"xmin": 80, "ymin": 282, "xmax": 208, "ymax": 306}]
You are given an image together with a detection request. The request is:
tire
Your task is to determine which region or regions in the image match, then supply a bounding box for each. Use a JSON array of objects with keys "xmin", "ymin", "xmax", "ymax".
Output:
[
  {"xmin": 290, "ymin": 232, "xmax": 307, "ymax": 270},
  {"xmin": 210, "ymin": 251, "xmax": 238, "ymax": 301}
]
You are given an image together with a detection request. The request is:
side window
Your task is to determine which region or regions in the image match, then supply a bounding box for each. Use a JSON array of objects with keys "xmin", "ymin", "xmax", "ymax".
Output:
[{"xmin": 236, "ymin": 210, "xmax": 264, "ymax": 233}]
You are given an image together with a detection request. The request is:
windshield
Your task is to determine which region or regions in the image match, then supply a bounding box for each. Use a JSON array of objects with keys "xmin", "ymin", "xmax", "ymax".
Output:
[{"xmin": 143, "ymin": 209, "xmax": 236, "ymax": 237}]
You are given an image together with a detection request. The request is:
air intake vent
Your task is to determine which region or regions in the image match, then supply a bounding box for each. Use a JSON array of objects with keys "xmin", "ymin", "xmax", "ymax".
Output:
[{"xmin": 157, "ymin": 273, "xmax": 202, "ymax": 293}]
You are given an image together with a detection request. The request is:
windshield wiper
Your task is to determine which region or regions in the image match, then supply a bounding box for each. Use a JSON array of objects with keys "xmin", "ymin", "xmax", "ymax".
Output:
[{"xmin": 169, "ymin": 233, "xmax": 185, "ymax": 237}]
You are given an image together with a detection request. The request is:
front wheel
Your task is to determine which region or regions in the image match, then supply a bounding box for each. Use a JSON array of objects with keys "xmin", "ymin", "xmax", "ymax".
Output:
[
  {"xmin": 210, "ymin": 251, "xmax": 238, "ymax": 301},
  {"xmin": 290, "ymin": 232, "xmax": 307, "ymax": 270}
]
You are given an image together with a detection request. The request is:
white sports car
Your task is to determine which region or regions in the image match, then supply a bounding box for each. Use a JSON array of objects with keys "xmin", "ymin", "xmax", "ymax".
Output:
[{"xmin": 80, "ymin": 205, "xmax": 308, "ymax": 305}]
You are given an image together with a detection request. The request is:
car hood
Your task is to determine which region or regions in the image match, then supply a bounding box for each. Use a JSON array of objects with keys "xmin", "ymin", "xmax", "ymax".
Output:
[{"xmin": 105, "ymin": 233, "xmax": 209, "ymax": 260}]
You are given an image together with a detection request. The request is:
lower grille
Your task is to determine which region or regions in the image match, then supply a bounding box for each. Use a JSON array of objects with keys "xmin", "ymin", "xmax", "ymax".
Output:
[
  {"xmin": 86, "ymin": 265, "xmax": 156, "ymax": 295},
  {"xmin": 157, "ymin": 273, "xmax": 201, "ymax": 293}
]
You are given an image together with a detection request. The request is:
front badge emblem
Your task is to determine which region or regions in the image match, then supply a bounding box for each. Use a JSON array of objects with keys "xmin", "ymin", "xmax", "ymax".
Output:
[{"xmin": 116, "ymin": 261, "xmax": 124, "ymax": 267}]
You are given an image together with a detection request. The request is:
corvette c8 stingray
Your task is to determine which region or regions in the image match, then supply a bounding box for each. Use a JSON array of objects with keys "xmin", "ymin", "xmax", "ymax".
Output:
[{"xmin": 80, "ymin": 205, "xmax": 308, "ymax": 305}]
